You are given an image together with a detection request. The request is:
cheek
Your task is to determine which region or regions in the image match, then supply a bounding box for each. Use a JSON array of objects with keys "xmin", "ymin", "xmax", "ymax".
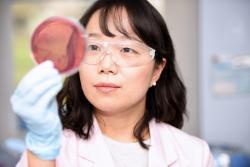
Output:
[
  {"xmin": 79, "ymin": 65, "xmax": 95, "ymax": 97},
  {"xmin": 122, "ymin": 67, "xmax": 153, "ymax": 99}
]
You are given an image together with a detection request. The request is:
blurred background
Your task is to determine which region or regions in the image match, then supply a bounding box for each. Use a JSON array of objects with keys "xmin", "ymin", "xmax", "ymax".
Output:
[{"xmin": 0, "ymin": 0, "xmax": 249, "ymax": 166}]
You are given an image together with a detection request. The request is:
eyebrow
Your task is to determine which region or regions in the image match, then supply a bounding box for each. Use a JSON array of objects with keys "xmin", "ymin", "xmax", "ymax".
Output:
[
  {"xmin": 88, "ymin": 33, "xmax": 143, "ymax": 43},
  {"xmin": 88, "ymin": 33, "xmax": 100, "ymax": 38}
]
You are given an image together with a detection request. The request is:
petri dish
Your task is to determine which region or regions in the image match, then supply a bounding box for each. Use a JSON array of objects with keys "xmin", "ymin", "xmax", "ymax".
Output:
[{"xmin": 31, "ymin": 16, "xmax": 87, "ymax": 76}]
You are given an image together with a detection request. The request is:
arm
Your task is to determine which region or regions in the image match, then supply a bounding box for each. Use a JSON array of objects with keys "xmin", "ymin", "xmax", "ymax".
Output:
[{"xmin": 27, "ymin": 151, "xmax": 55, "ymax": 167}]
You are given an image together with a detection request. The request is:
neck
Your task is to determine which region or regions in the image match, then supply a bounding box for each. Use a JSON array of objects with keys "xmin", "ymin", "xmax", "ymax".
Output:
[{"xmin": 94, "ymin": 101, "xmax": 149, "ymax": 143}]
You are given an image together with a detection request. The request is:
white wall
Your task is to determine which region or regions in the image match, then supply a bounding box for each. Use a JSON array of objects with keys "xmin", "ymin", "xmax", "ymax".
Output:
[
  {"xmin": 199, "ymin": 0, "xmax": 250, "ymax": 151},
  {"xmin": 0, "ymin": 0, "xmax": 17, "ymax": 142}
]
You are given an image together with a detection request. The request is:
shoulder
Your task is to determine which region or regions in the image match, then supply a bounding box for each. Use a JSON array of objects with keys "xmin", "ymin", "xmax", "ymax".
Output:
[
  {"xmin": 159, "ymin": 122, "xmax": 207, "ymax": 147},
  {"xmin": 55, "ymin": 129, "xmax": 80, "ymax": 166},
  {"xmin": 62, "ymin": 129, "xmax": 78, "ymax": 139},
  {"xmin": 153, "ymin": 121, "xmax": 215, "ymax": 166},
  {"xmin": 60, "ymin": 129, "xmax": 80, "ymax": 150}
]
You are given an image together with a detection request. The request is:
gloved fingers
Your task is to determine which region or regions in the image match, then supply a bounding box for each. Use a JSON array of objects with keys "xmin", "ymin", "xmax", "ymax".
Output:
[
  {"xmin": 11, "ymin": 94, "xmax": 39, "ymax": 121},
  {"xmin": 10, "ymin": 82, "xmax": 62, "ymax": 125},
  {"xmin": 26, "ymin": 102, "xmax": 62, "ymax": 134},
  {"xmin": 37, "ymin": 82, "xmax": 63, "ymax": 108},
  {"xmin": 14, "ymin": 60, "xmax": 59, "ymax": 97},
  {"xmin": 24, "ymin": 74, "xmax": 62, "ymax": 104}
]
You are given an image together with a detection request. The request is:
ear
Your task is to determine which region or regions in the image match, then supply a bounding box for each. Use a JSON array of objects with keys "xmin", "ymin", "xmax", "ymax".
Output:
[{"xmin": 151, "ymin": 58, "xmax": 166, "ymax": 86}]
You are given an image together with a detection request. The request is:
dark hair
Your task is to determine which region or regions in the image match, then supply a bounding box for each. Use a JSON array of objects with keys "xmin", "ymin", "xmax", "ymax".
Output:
[{"xmin": 57, "ymin": 0, "xmax": 186, "ymax": 149}]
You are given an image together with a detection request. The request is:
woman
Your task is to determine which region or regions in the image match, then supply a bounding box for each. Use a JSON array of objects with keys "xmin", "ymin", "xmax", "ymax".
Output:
[{"xmin": 11, "ymin": 0, "xmax": 215, "ymax": 166}]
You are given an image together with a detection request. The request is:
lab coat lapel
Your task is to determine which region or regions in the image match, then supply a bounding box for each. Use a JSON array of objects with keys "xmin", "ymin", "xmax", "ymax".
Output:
[
  {"xmin": 149, "ymin": 119, "xmax": 190, "ymax": 167},
  {"xmin": 149, "ymin": 119, "xmax": 178, "ymax": 167},
  {"xmin": 78, "ymin": 117, "xmax": 115, "ymax": 167}
]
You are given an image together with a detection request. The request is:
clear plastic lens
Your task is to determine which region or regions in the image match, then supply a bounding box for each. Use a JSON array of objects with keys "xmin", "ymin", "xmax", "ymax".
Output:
[{"xmin": 84, "ymin": 40, "xmax": 155, "ymax": 67}]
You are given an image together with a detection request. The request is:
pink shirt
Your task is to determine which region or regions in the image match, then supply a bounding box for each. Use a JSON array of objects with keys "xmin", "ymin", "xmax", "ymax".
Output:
[{"xmin": 17, "ymin": 118, "xmax": 215, "ymax": 167}]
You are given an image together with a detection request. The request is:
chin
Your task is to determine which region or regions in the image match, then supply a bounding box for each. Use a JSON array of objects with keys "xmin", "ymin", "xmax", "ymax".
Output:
[{"xmin": 93, "ymin": 103, "xmax": 123, "ymax": 116}]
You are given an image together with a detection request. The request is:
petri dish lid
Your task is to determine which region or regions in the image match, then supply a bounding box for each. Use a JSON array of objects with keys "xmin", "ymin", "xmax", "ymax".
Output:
[{"xmin": 31, "ymin": 16, "xmax": 87, "ymax": 76}]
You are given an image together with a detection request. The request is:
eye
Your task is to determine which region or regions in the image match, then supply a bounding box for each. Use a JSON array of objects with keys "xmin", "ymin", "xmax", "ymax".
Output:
[
  {"xmin": 121, "ymin": 47, "xmax": 137, "ymax": 54},
  {"xmin": 88, "ymin": 44, "xmax": 100, "ymax": 51}
]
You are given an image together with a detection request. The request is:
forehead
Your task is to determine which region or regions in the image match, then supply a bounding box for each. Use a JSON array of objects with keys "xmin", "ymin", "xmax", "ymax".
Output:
[{"xmin": 86, "ymin": 8, "xmax": 140, "ymax": 41}]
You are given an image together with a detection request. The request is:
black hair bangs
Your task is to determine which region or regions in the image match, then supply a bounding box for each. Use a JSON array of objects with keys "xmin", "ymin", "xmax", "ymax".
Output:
[{"xmin": 99, "ymin": 5, "xmax": 132, "ymax": 38}]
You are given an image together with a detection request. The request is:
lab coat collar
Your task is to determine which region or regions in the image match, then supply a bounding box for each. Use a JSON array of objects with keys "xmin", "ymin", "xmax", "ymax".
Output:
[
  {"xmin": 149, "ymin": 119, "xmax": 190, "ymax": 167},
  {"xmin": 78, "ymin": 117, "xmax": 188, "ymax": 167},
  {"xmin": 148, "ymin": 119, "xmax": 177, "ymax": 167},
  {"xmin": 78, "ymin": 117, "xmax": 115, "ymax": 167}
]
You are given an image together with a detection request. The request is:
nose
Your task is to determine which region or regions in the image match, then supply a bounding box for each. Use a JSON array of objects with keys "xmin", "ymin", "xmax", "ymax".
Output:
[{"xmin": 97, "ymin": 52, "xmax": 118, "ymax": 75}]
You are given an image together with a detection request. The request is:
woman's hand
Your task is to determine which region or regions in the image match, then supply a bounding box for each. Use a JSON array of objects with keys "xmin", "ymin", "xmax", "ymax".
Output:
[{"xmin": 11, "ymin": 60, "xmax": 63, "ymax": 160}]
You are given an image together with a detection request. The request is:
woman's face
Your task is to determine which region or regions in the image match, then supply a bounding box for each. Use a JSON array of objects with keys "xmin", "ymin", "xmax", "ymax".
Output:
[{"xmin": 79, "ymin": 10, "xmax": 165, "ymax": 115}]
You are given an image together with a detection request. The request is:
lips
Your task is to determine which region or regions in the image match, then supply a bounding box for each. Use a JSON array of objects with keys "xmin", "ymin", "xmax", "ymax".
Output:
[{"xmin": 94, "ymin": 82, "xmax": 120, "ymax": 93}]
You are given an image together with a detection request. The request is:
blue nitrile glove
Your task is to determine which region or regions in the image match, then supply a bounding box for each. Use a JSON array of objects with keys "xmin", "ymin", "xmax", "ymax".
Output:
[{"xmin": 10, "ymin": 60, "xmax": 63, "ymax": 160}]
